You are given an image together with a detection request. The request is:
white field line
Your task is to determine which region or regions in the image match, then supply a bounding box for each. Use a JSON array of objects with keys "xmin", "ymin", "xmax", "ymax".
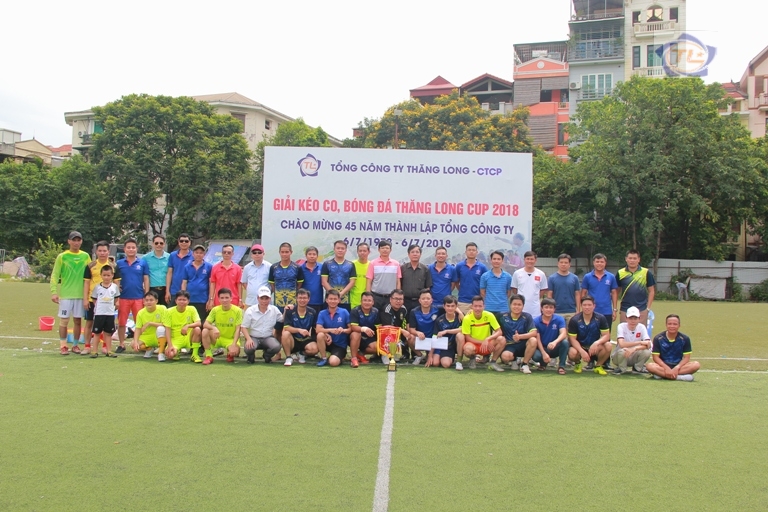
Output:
[{"xmin": 373, "ymin": 371, "xmax": 396, "ymax": 512}]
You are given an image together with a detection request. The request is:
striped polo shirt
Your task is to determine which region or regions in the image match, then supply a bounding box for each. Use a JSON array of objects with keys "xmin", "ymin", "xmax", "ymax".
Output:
[{"xmin": 365, "ymin": 257, "xmax": 401, "ymax": 295}]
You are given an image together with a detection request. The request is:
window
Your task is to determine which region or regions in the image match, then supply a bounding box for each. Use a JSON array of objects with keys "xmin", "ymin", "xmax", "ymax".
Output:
[
  {"xmin": 632, "ymin": 11, "xmax": 641, "ymax": 24},
  {"xmin": 647, "ymin": 5, "xmax": 663, "ymax": 22},
  {"xmin": 670, "ymin": 7, "xmax": 679, "ymax": 21},
  {"xmin": 540, "ymin": 90, "xmax": 553, "ymax": 102},
  {"xmin": 633, "ymin": 46, "xmax": 641, "ymax": 69},
  {"xmin": 93, "ymin": 122, "xmax": 103, "ymax": 134},
  {"xmin": 647, "ymin": 44, "xmax": 662, "ymax": 68},
  {"xmin": 265, "ymin": 119, "xmax": 272, "ymax": 130},
  {"xmin": 669, "ymin": 43, "xmax": 679, "ymax": 67},
  {"xmin": 230, "ymin": 113, "xmax": 246, "ymax": 132},
  {"xmin": 581, "ymin": 73, "xmax": 613, "ymax": 100}
]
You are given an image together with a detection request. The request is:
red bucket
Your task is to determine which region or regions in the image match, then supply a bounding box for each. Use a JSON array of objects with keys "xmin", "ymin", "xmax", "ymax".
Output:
[{"xmin": 39, "ymin": 316, "xmax": 55, "ymax": 331}]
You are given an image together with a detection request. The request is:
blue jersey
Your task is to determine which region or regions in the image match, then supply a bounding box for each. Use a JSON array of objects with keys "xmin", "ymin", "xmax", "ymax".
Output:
[
  {"xmin": 300, "ymin": 263, "xmax": 323, "ymax": 305},
  {"xmin": 407, "ymin": 306, "xmax": 443, "ymax": 336},
  {"xmin": 317, "ymin": 308, "xmax": 350, "ymax": 348},
  {"xmin": 581, "ymin": 271, "xmax": 618, "ymax": 316},
  {"xmin": 116, "ymin": 257, "xmax": 149, "ymax": 300},
  {"xmin": 284, "ymin": 307, "xmax": 317, "ymax": 342},
  {"xmin": 434, "ymin": 313, "xmax": 461, "ymax": 347},
  {"xmin": 182, "ymin": 262, "xmax": 213, "ymax": 303},
  {"xmin": 548, "ymin": 272, "xmax": 581, "ymax": 314},
  {"xmin": 480, "ymin": 269, "xmax": 513, "ymax": 313},
  {"xmin": 534, "ymin": 314, "xmax": 567, "ymax": 345},
  {"xmin": 652, "ymin": 331, "xmax": 692, "ymax": 367},
  {"xmin": 498, "ymin": 312, "xmax": 536, "ymax": 342},
  {"xmin": 269, "ymin": 262, "xmax": 305, "ymax": 309},
  {"xmin": 350, "ymin": 306, "xmax": 379, "ymax": 337},
  {"xmin": 321, "ymin": 259, "xmax": 356, "ymax": 304},
  {"xmin": 429, "ymin": 263, "xmax": 456, "ymax": 304},
  {"xmin": 567, "ymin": 312, "xmax": 610, "ymax": 347},
  {"xmin": 168, "ymin": 250, "xmax": 192, "ymax": 295},
  {"xmin": 454, "ymin": 260, "xmax": 488, "ymax": 303}
]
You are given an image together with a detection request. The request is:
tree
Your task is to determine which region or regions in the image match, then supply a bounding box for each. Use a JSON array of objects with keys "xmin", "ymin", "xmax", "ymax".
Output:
[
  {"xmin": 90, "ymin": 94, "xmax": 252, "ymax": 242},
  {"xmin": 0, "ymin": 160, "xmax": 55, "ymax": 253},
  {"xmin": 350, "ymin": 91, "xmax": 534, "ymax": 153},
  {"xmin": 568, "ymin": 76, "xmax": 762, "ymax": 270}
]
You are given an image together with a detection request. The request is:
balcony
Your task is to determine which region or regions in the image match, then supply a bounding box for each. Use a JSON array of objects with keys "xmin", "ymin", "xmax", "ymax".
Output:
[
  {"xmin": 633, "ymin": 20, "xmax": 677, "ymax": 38},
  {"xmin": 578, "ymin": 89, "xmax": 612, "ymax": 101},
  {"xmin": 632, "ymin": 66, "xmax": 666, "ymax": 77},
  {"xmin": 758, "ymin": 95, "xmax": 768, "ymax": 112},
  {"xmin": 569, "ymin": 39, "xmax": 624, "ymax": 62},
  {"xmin": 81, "ymin": 133, "xmax": 94, "ymax": 145}
]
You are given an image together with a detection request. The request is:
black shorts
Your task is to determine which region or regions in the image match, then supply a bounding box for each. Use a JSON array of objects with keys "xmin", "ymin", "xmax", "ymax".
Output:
[
  {"xmin": 190, "ymin": 303, "xmax": 207, "ymax": 322},
  {"xmin": 503, "ymin": 340, "xmax": 527, "ymax": 358},
  {"xmin": 360, "ymin": 336, "xmax": 376, "ymax": 351},
  {"xmin": 84, "ymin": 302, "xmax": 96, "ymax": 321},
  {"xmin": 435, "ymin": 347, "xmax": 457, "ymax": 360},
  {"xmin": 150, "ymin": 286, "xmax": 167, "ymax": 306},
  {"xmin": 91, "ymin": 315, "xmax": 116, "ymax": 334},
  {"xmin": 327, "ymin": 344, "xmax": 347, "ymax": 360},
  {"xmin": 292, "ymin": 337, "xmax": 316, "ymax": 353}
]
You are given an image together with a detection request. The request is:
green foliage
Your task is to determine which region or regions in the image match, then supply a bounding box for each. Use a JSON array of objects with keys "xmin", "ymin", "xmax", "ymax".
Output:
[
  {"xmin": 749, "ymin": 278, "xmax": 768, "ymax": 302},
  {"xmin": 0, "ymin": 161, "xmax": 55, "ymax": 253},
  {"xmin": 31, "ymin": 236, "xmax": 63, "ymax": 277},
  {"xmin": 730, "ymin": 278, "xmax": 747, "ymax": 302}
]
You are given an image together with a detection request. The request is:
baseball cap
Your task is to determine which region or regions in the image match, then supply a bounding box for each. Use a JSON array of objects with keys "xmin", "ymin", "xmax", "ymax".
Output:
[
  {"xmin": 257, "ymin": 286, "xmax": 272, "ymax": 298},
  {"xmin": 626, "ymin": 306, "xmax": 640, "ymax": 318},
  {"xmin": 251, "ymin": 244, "xmax": 264, "ymax": 252},
  {"xmin": 68, "ymin": 231, "xmax": 83, "ymax": 240},
  {"xmin": 192, "ymin": 244, "xmax": 206, "ymax": 252}
]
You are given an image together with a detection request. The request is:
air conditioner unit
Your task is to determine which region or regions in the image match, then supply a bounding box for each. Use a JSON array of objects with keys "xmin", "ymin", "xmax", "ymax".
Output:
[
  {"xmin": 569, "ymin": 82, "xmax": 581, "ymax": 90},
  {"xmin": 78, "ymin": 131, "xmax": 83, "ymax": 136}
]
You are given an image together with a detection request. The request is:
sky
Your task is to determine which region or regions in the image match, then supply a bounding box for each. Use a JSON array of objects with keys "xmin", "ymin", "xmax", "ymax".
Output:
[{"xmin": 1, "ymin": 0, "xmax": 766, "ymax": 146}]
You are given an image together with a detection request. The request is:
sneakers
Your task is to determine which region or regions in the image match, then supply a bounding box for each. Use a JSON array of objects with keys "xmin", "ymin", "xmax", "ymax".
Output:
[
  {"xmin": 574, "ymin": 362, "xmax": 583, "ymax": 374},
  {"xmin": 411, "ymin": 356, "xmax": 423, "ymax": 366},
  {"xmin": 158, "ymin": 353, "xmax": 167, "ymax": 362},
  {"xmin": 358, "ymin": 353, "xmax": 369, "ymax": 364},
  {"xmin": 71, "ymin": 345, "xmax": 81, "ymax": 355},
  {"xmin": 90, "ymin": 351, "xmax": 98, "ymax": 358},
  {"xmin": 190, "ymin": 353, "xmax": 202, "ymax": 364},
  {"xmin": 212, "ymin": 348, "xmax": 225, "ymax": 357},
  {"xmin": 468, "ymin": 358, "xmax": 477, "ymax": 370},
  {"xmin": 80, "ymin": 348, "xmax": 91, "ymax": 356},
  {"xmin": 106, "ymin": 352, "xmax": 118, "ymax": 358},
  {"xmin": 246, "ymin": 353, "xmax": 255, "ymax": 364},
  {"xmin": 520, "ymin": 364, "xmax": 531, "ymax": 374},
  {"xmin": 489, "ymin": 362, "xmax": 505, "ymax": 372},
  {"xmin": 509, "ymin": 359, "xmax": 519, "ymax": 371},
  {"xmin": 593, "ymin": 365, "xmax": 608, "ymax": 376},
  {"xmin": 632, "ymin": 366, "xmax": 649, "ymax": 374},
  {"xmin": 284, "ymin": 357, "xmax": 293, "ymax": 367},
  {"xmin": 584, "ymin": 361, "xmax": 594, "ymax": 371},
  {"xmin": 455, "ymin": 361, "xmax": 464, "ymax": 371},
  {"xmin": 144, "ymin": 349, "xmax": 154, "ymax": 359},
  {"xmin": 226, "ymin": 354, "xmax": 235, "ymax": 363},
  {"xmin": 676, "ymin": 374, "xmax": 694, "ymax": 382},
  {"xmin": 298, "ymin": 353, "xmax": 306, "ymax": 364},
  {"xmin": 60, "ymin": 346, "xmax": 69, "ymax": 355},
  {"xmin": 381, "ymin": 355, "xmax": 390, "ymax": 365},
  {"xmin": 317, "ymin": 357, "xmax": 328, "ymax": 367},
  {"xmin": 202, "ymin": 356, "xmax": 214, "ymax": 365},
  {"xmin": 115, "ymin": 346, "xmax": 126, "ymax": 354},
  {"xmin": 350, "ymin": 357, "xmax": 359, "ymax": 368},
  {"xmin": 612, "ymin": 367, "xmax": 624, "ymax": 375}
]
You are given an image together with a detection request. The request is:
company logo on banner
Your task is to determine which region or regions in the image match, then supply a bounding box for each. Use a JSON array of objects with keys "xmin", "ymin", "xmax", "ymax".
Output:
[
  {"xmin": 657, "ymin": 33, "xmax": 717, "ymax": 77},
  {"xmin": 298, "ymin": 154, "xmax": 321, "ymax": 177}
]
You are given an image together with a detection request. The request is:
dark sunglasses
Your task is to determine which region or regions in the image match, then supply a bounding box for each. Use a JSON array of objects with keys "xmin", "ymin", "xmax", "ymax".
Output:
[{"xmin": 252, "ymin": 250, "xmax": 263, "ymax": 254}]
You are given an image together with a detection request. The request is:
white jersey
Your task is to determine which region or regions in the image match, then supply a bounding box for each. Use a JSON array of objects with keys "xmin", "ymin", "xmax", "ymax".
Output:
[
  {"xmin": 616, "ymin": 322, "xmax": 650, "ymax": 343},
  {"xmin": 512, "ymin": 267, "xmax": 548, "ymax": 317},
  {"xmin": 91, "ymin": 283, "xmax": 120, "ymax": 316}
]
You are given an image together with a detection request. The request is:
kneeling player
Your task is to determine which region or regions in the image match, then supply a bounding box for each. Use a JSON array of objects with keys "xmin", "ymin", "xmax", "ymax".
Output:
[
  {"xmin": 494, "ymin": 294, "xmax": 538, "ymax": 374},
  {"xmin": 349, "ymin": 291, "xmax": 380, "ymax": 367},
  {"xmin": 163, "ymin": 291, "xmax": 202, "ymax": 361},
  {"xmin": 531, "ymin": 298, "xmax": 569, "ymax": 375},
  {"xmin": 316, "ymin": 290, "xmax": 351, "ymax": 367},
  {"xmin": 646, "ymin": 314, "xmax": 700, "ymax": 381},
  {"xmin": 460, "ymin": 296, "xmax": 504, "ymax": 370},
  {"xmin": 202, "ymin": 288, "xmax": 243, "ymax": 365},
  {"xmin": 281, "ymin": 289, "xmax": 319, "ymax": 366},
  {"xmin": 567, "ymin": 296, "xmax": 611, "ymax": 375},
  {"xmin": 131, "ymin": 291, "xmax": 168, "ymax": 360},
  {"xmin": 426, "ymin": 295, "xmax": 465, "ymax": 370}
]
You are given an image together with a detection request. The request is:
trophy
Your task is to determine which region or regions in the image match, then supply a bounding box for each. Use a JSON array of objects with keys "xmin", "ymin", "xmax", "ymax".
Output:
[{"xmin": 377, "ymin": 326, "xmax": 401, "ymax": 372}]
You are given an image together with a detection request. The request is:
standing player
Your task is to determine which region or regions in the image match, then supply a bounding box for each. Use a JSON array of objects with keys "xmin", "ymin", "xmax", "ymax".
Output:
[
  {"xmin": 321, "ymin": 240, "xmax": 357, "ymax": 311},
  {"xmin": 240, "ymin": 244, "xmax": 270, "ymax": 309},
  {"xmin": 88, "ymin": 265, "xmax": 120, "ymax": 358},
  {"xmin": 349, "ymin": 291, "xmax": 380, "ymax": 367},
  {"xmin": 349, "ymin": 243, "xmax": 370, "ymax": 309},
  {"xmin": 115, "ymin": 238, "xmax": 149, "ymax": 353},
  {"xmin": 460, "ymin": 296, "xmax": 504, "ymax": 370},
  {"xmin": 51, "ymin": 231, "xmax": 91, "ymax": 355},
  {"xmin": 181, "ymin": 244, "xmax": 212, "ymax": 321},
  {"xmin": 281, "ymin": 289, "xmax": 319, "ymax": 366},
  {"xmin": 209, "ymin": 244, "xmax": 242, "ymax": 308},
  {"xmin": 494, "ymin": 295, "xmax": 537, "ymax": 374},
  {"xmin": 315, "ymin": 290, "xmax": 351, "ymax": 367},
  {"xmin": 426, "ymin": 295, "xmax": 464, "ymax": 370},
  {"xmin": 145, "ymin": 235, "xmax": 170, "ymax": 306},
  {"xmin": 547, "ymin": 253, "xmax": 581, "ymax": 323},
  {"xmin": 162, "ymin": 290, "xmax": 202, "ymax": 362},
  {"xmin": 82, "ymin": 240, "xmax": 120, "ymax": 355},
  {"xmin": 567, "ymin": 296, "xmax": 611, "ymax": 375},
  {"xmin": 131, "ymin": 290, "xmax": 168, "ymax": 361},
  {"xmin": 269, "ymin": 242, "xmax": 305, "ymax": 342},
  {"xmin": 366, "ymin": 240, "xmax": 401, "ymax": 311},
  {"xmin": 480, "ymin": 250, "xmax": 513, "ymax": 318},
  {"xmin": 429, "ymin": 246, "xmax": 456, "ymax": 308},
  {"xmin": 511, "ymin": 251, "xmax": 548, "ymax": 318},
  {"xmin": 301, "ymin": 246, "xmax": 324, "ymax": 312},
  {"xmin": 611, "ymin": 306, "xmax": 652, "ymax": 375},
  {"xmin": 165, "ymin": 233, "xmax": 192, "ymax": 305},
  {"xmin": 531, "ymin": 298, "xmax": 569, "ymax": 375},
  {"xmin": 581, "ymin": 253, "xmax": 618, "ymax": 334},
  {"xmin": 454, "ymin": 243, "xmax": 488, "ymax": 314},
  {"xmin": 616, "ymin": 249, "xmax": 656, "ymax": 325},
  {"xmin": 647, "ymin": 314, "xmax": 700, "ymax": 381},
  {"xmin": 400, "ymin": 245, "xmax": 431, "ymax": 314},
  {"xmin": 201, "ymin": 288, "xmax": 243, "ymax": 365}
]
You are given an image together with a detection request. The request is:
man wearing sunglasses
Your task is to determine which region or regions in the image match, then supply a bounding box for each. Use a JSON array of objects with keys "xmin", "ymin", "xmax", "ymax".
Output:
[
  {"xmin": 209, "ymin": 244, "xmax": 243, "ymax": 308},
  {"xmin": 146, "ymin": 234, "xmax": 170, "ymax": 306},
  {"xmin": 165, "ymin": 233, "xmax": 192, "ymax": 306},
  {"xmin": 241, "ymin": 244, "xmax": 271, "ymax": 309}
]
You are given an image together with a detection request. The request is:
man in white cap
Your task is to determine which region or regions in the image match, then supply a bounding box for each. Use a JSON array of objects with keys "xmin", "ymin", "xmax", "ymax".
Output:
[
  {"xmin": 241, "ymin": 286, "xmax": 283, "ymax": 364},
  {"xmin": 611, "ymin": 306, "xmax": 652, "ymax": 375},
  {"xmin": 240, "ymin": 244, "xmax": 270, "ymax": 309}
]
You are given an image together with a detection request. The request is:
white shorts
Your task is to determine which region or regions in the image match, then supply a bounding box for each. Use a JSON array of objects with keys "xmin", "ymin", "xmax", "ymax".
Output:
[{"xmin": 58, "ymin": 299, "xmax": 85, "ymax": 319}]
